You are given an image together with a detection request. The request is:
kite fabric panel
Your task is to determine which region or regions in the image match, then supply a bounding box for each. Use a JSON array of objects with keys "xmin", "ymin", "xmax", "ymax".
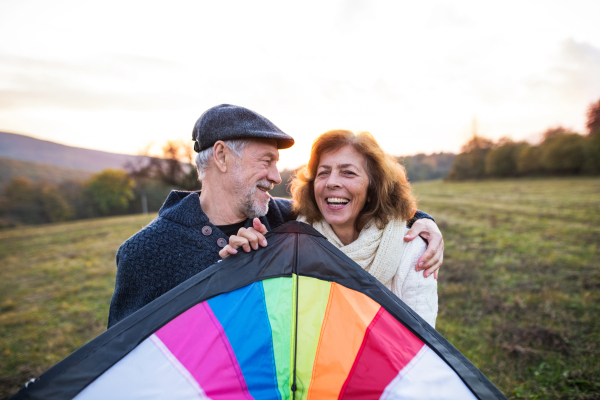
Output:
[{"xmin": 11, "ymin": 221, "xmax": 506, "ymax": 400}]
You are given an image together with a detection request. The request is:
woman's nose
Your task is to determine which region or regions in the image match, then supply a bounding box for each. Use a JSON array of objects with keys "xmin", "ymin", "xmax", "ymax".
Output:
[{"xmin": 326, "ymin": 173, "xmax": 342, "ymax": 189}]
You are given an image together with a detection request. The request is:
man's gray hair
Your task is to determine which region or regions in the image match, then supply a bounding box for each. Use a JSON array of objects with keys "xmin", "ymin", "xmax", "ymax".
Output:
[{"xmin": 195, "ymin": 139, "xmax": 251, "ymax": 180}]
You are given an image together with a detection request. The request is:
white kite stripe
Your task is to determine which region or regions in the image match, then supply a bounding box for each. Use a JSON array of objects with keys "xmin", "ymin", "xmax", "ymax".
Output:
[
  {"xmin": 149, "ymin": 334, "xmax": 210, "ymax": 399},
  {"xmin": 380, "ymin": 343, "xmax": 428, "ymax": 400},
  {"xmin": 380, "ymin": 346, "xmax": 478, "ymax": 400},
  {"xmin": 73, "ymin": 336, "xmax": 209, "ymax": 400}
]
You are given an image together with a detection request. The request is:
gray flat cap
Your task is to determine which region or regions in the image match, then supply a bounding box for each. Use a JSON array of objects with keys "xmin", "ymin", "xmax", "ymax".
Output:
[{"xmin": 192, "ymin": 104, "xmax": 295, "ymax": 152}]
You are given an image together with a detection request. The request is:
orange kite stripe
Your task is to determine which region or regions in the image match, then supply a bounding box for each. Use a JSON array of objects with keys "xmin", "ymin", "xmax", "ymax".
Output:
[{"xmin": 307, "ymin": 283, "xmax": 381, "ymax": 399}]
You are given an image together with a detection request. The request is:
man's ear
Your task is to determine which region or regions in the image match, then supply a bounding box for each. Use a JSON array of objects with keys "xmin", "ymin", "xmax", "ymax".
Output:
[{"xmin": 213, "ymin": 141, "xmax": 229, "ymax": 173}]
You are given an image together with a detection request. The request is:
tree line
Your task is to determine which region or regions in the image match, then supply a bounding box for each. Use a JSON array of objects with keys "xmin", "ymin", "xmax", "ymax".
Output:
[
  {"xmin": 0, "ymin": 141, "xmax": 201, "ymax": 228},
  {"xmin": 447, "ymin": 99, "xmax": 600, "ymax": 180},
  {"xmin": 399, "ymin": 153, "xmax": 456, "ymax": 182}
]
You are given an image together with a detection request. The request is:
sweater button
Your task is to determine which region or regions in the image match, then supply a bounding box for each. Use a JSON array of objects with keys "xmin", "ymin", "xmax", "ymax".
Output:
[
  {"xmin": 217, "ymin": 238, "xmax": 228, "ymax": 247},
  {"xmin": 202, "ymin": 226, "xmax": 212, "ymax": 236}
]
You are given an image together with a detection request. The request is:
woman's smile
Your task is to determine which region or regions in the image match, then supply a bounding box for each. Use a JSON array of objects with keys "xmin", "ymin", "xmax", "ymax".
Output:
[
  {"xmin": 314, "ymin": 145, "xmax": 370, "ymax": 238},
  {"xmin": 325, "ymin": 197, "xmax": 350, "ymax": 209}
]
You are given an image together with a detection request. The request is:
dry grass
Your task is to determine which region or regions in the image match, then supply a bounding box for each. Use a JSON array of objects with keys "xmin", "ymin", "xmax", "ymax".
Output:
[
  {"xmin": 413, "ymin": 177, "xmax": 600, "ymax": 399},
  {"xmin": 0, "ymin": 214, "xmax": 155, "ymax": 398}
]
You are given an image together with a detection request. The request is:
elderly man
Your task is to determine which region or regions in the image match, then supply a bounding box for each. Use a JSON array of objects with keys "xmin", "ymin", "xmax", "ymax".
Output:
[{"xmin": 107, "ymin": 104, "xmax": 443, "ymax": 328}]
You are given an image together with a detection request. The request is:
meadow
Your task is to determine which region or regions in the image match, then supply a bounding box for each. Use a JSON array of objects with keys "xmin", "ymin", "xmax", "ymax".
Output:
[{"xmin": 1, "ymin": 178, "xmax": 599, "ymax": 399}]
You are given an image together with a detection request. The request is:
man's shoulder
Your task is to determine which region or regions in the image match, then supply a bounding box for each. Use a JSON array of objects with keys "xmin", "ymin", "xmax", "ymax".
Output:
[
  {"xmin": 266, "ymin": 197, "xmax": 293, "ymax": 228},
  {"xmin": 117, "ymin": 189, "xmax": 207, "ymax": 258},
  {"xmin": 116, "ymin": 215, "xmax": 221, "ymax": 273},
  {"xmin": 117, "ymin": 216, "xmax": 196, "ymax": 259},
  {"xmin": 117, "ymin": 217, "xmax": 170, "ymax": 257},
  {"xmin": 269, "ymin": 196, "xmax": 292, "ymax": 210}
]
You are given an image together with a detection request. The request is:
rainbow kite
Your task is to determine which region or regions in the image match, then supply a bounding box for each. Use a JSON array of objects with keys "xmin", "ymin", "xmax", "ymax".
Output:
[{"xmin": 11, "ymin": 222, "xmax": 505, "ymax": 400}]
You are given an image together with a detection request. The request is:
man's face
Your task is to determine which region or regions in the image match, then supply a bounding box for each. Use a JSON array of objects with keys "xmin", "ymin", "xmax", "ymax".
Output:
[{"xmin": 230, "ymin": 139, "xmax": 281, "ymax": 219}]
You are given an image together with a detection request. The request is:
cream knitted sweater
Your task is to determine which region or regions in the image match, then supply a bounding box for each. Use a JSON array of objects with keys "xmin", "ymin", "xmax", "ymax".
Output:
[{"xmin": 300, "ymin": 217, "xmax": 438, "ymax": 327}]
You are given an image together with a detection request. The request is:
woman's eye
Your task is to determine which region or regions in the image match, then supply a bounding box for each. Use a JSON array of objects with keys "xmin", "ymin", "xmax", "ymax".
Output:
[
  {"xmin": 343, "ymin": 170, "xmax": 356, "ymax": 176},
  {"xmin": 317, "ymin": 171, "xmax": 329, "ymax": 176}
]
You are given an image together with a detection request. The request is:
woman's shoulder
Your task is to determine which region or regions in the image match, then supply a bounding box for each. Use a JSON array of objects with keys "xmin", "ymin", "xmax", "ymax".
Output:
[
  {"xmin": 401, "ymin": 226, "xmax": 427, "ymax": 254},
  {"xmin": 394, "ymin": 225, "xmax": 427, "ymax": 277}
]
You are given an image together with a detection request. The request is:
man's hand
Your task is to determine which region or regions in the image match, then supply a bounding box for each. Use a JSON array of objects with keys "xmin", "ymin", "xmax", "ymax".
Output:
[
  {"xmin": 404, "ymin": 218, "xmax": 444, "ymax": 279},
  {"xmin": 219, "ymin": 218, "xmax": 269, "ymax": 259}
]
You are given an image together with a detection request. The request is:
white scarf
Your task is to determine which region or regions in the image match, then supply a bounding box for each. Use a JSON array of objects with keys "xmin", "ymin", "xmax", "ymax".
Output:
[{"xmin": 297, "ymin": 216, "xmax": 407, "ymax": 288}]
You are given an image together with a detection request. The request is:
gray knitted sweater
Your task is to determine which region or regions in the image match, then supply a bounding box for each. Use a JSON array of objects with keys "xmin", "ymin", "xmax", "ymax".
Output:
[{"xmin": 107, "ymin": 190, "xmax": 292, "ymax": 328}]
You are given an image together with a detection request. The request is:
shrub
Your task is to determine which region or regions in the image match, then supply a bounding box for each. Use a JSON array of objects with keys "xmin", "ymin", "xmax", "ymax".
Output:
[
  {"xmin": 486, "ymin": 140, "xmax": 529, "ymax": 177},
  {"xmin": 540, "ymin": 133, "xmax": 587, "ymax": 174},
  {"xmin": 517, "ymin": 146, "xmax": 543, "ymax": 175},
  {"xmin": 85, "ymin": 170, "xmax": 135, "ymax": 216}
]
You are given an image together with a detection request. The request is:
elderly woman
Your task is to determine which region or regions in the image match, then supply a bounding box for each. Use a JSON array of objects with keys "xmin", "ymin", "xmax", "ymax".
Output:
[{"xmin": 221, "ymin": 130, "xmax": 438, "ymax": 327}]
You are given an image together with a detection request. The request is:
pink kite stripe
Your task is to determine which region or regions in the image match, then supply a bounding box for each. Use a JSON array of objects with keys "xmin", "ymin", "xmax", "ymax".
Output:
[
  {"xmin": 203, "ymin": 302, "xmax": 252, "ymax": 399},
  {"xmin": 155, "ymin": 302, "xmax": 252, "ymax": 400}
]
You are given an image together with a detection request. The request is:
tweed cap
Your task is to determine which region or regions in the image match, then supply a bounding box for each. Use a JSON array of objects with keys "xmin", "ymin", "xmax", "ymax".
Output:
[{"xmin": 192, "ymin": 104, "xmax": 295, "ymax": 152}]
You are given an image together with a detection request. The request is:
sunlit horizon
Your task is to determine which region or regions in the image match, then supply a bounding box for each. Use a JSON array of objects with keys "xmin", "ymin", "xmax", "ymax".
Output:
[{"xmin": 1, "ymin": 0, "xmax": 599, "ymax": 170}]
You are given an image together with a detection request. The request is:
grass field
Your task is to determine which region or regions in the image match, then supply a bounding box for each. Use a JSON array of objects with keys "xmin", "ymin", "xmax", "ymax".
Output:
[{"xmin": 1, "ymin": 178, "xmax": 599, "ymax": 399}]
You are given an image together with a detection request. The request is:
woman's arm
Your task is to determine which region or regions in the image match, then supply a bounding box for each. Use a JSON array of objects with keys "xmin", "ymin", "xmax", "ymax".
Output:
[{"xmin": 391, "ymin": 234, "xmax": 438, "ymax": 328}]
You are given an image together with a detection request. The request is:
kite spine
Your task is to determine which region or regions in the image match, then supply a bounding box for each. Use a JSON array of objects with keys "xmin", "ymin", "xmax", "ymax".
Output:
[{"xmin": 291, "ymin": 233, "xmax": 300, "ymax": 400}]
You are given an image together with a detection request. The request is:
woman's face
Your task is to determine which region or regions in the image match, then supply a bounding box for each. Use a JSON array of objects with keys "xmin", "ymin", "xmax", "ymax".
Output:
[{"xmin": 314, "ymin": 145, "xmax": 370, "ymax": 233}]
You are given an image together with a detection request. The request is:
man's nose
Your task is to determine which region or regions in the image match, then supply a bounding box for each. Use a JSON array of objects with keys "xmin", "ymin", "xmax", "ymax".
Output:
[{"xmin": 268, "ymin": 165, "xmax": 282, "ymax": 185}]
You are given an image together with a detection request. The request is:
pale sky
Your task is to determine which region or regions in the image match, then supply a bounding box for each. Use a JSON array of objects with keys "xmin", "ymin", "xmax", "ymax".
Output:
[{"xmin": 1, "ymin": 0, "xmax": 599, "ymax": 169}]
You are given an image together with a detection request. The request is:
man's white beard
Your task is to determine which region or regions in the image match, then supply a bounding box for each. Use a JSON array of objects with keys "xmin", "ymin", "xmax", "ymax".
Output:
[{"xmin": 231, "ymin": 168, "xmax": 271, "ymax": 219}]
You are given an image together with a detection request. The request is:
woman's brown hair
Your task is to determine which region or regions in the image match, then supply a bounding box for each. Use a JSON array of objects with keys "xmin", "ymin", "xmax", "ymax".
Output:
[{"xmin": 290, "ymin": 130, "xmax": 417, "ymax": 231}]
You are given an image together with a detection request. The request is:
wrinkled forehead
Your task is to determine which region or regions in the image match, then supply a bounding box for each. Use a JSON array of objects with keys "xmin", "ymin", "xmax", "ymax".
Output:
[{"xmin": 318, "ymin": 145, "xmax": 367, "ymax": 170}]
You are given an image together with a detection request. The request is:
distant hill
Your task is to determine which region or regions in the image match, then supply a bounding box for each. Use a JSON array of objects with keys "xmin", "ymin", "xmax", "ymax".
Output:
[
  {"xmin": 0, "ymin": 131, "xmax": 147, "ymax": 172},
  {"xmin": 0, "ymin": 157, "xmax": 93, "ymax": 189}
]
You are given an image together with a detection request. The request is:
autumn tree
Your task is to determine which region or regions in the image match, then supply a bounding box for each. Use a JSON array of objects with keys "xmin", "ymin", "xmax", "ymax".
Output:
[
  {"xmin": 543, "ymin": 126, "xmax": 570, "ymax": 140},
  {"xmin": 85, "ymin": 170, "xmax": 135, "ymax": 216},
  {"xmin": 0, "ymin": 178, "xmax": 72, "ymax": 225},
  {"xmin": 446, "ymin": 135, "xmax": 494, "ymax": 180},
  {"xmin": 58, "ymin": 179, "xmax": 91, "ymax": 219},
  {"xmin": 485, "ymin": 138, "xmax": 528, "ymax": 177},
  {"xmin": 517, "ymin": 146, "xmax": 543, "ymax": 175},
  {"xmin": 127, "ymin": 140, "xmax": 201, "ymax": 191},
  {"xmin": 539, "ymin": 133, "xmax": 587, "ymax": 174},
  {"xmin": 586, "ymin": 99, "xmax": 600, "ymax": 136}
]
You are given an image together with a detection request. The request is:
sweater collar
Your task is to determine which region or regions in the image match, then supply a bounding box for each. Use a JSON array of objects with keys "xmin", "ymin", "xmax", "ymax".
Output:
[{"xmin": 158, "ymin": 190, "xmax": 209, "ymax": 227}]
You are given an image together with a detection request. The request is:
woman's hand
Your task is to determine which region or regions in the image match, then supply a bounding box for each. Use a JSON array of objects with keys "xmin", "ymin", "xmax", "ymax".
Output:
[
  {"xmin": 403, "ymin": 219, "xmax": 444, "ymax": 279},
  {"xmin": 219, "ymin": 218, "xmax": 269, "ymax": 259}
]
